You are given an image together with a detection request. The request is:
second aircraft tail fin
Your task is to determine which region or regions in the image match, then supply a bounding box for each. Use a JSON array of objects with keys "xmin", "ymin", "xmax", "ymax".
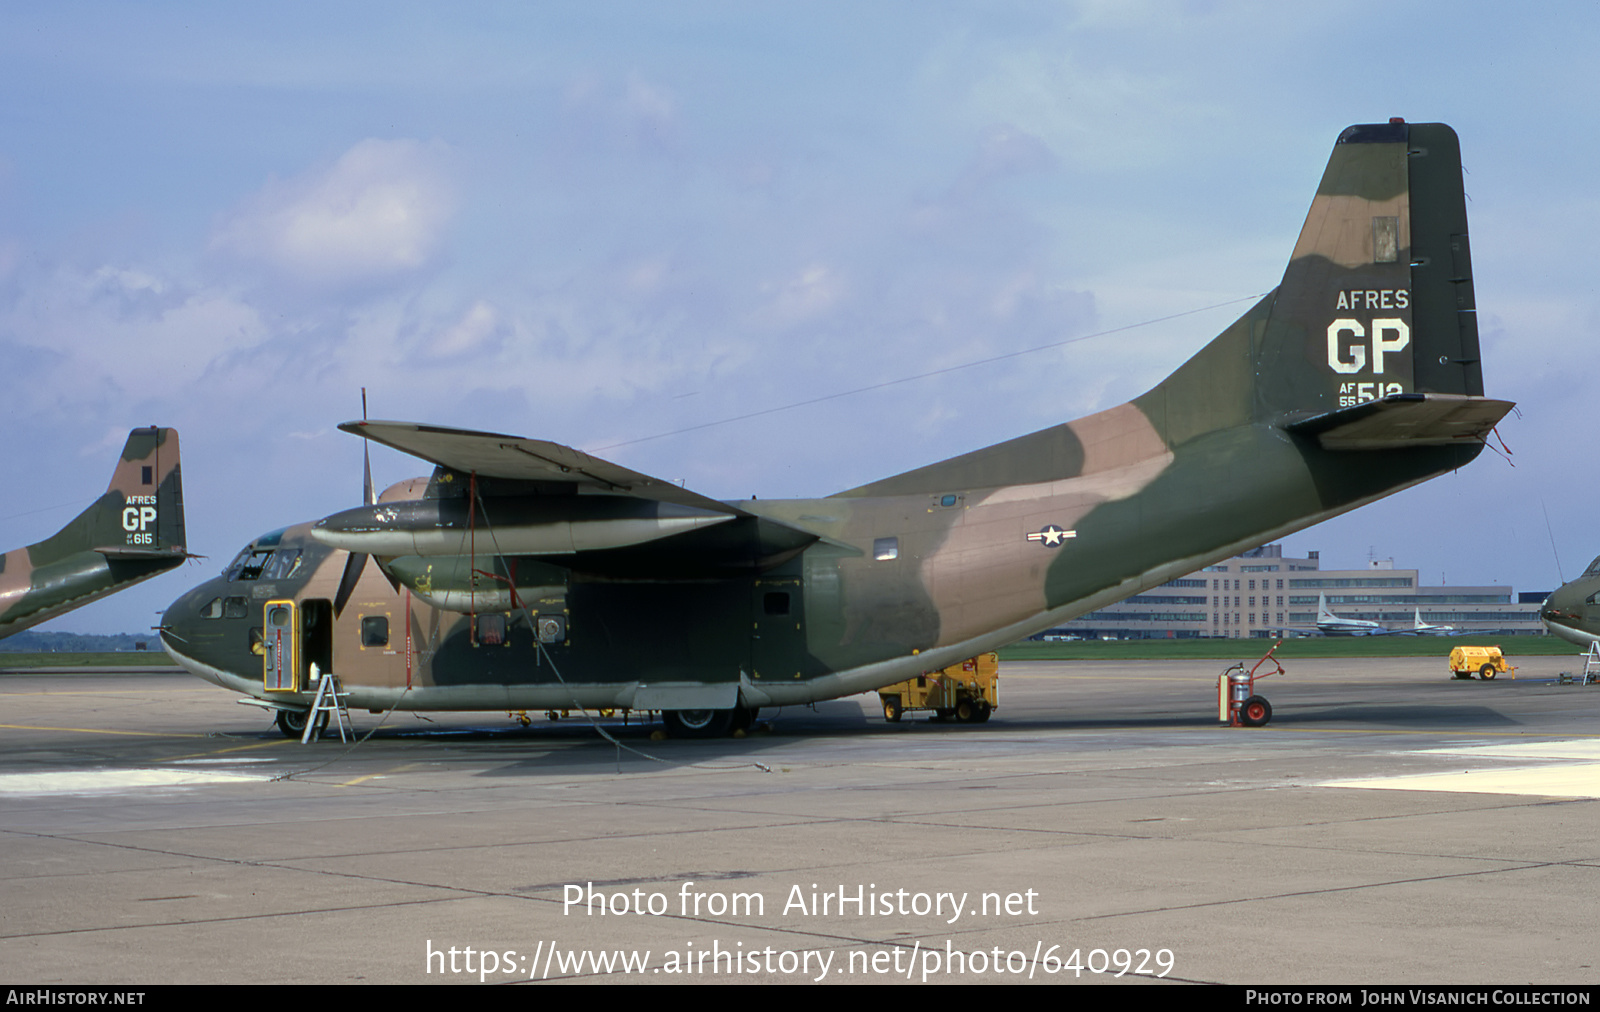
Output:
[{"xmin": 40, "ymin": 428, "xmax": 187, "ymax": 561}]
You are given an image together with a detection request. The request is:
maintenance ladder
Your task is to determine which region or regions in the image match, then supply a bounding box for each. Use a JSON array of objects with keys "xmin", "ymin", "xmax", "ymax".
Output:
[{"xmin": 302, "ymin": 671, "xmax": 353, "ymax": 743}]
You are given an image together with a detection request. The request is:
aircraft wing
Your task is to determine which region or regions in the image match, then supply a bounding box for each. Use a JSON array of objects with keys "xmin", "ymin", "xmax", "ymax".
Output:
[
  {"xmin": 1285, "ymin": 393, "xmax": 1514, "ymax": 451},
  {"xmin": 340, "ymin": 420, "xmax": 752, "ymax": 517}
]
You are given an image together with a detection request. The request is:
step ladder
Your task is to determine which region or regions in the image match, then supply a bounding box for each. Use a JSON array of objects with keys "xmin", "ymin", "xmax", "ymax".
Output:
[
  {"xmin": 1583, "ymin": 644, "xmax": 1600, "ymax": 687},
  {"xmin": 302, "ymin": 668, "xmax": 353, "ymax": 744}
]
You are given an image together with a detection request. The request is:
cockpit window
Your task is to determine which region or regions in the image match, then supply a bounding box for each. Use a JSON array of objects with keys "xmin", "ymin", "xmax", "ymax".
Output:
[
  {"xmin": 228, "ymin": 549, "xmax": 275, "ymax": 582},
  {"xmin": 262, "ymin": 549, "xmax": 304, "ymax": 582}
]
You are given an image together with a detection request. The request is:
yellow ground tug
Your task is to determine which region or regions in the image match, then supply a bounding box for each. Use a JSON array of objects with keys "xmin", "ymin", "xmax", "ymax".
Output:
[
  {"xmin": 1448, "ymin": 646, "xmax": 1515, "ymax": 680},
  {"xmin": 879, "ymin": 653, "xmax": 998, "ymax": 723}
]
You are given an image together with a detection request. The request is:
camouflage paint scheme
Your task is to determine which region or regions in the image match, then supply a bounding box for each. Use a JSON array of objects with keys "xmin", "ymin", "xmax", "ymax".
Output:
[
  {"xmin": 1540, "ymin": 558, "xmax": 1600, "ymax": 648},
  {"xmin": 0, "ymin": 428, "xmax": 186, "ymax": 638},
  {"xmin": 161, "ymin": 123, "xmax": 1514, "ymax": 735}
]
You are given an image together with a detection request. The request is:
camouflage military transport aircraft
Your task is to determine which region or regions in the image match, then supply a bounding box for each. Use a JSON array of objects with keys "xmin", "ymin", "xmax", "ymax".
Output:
[
  {"xmin": 162, "ymin": 121, "xmax": 1514, "ymax": 738},
  {"xmin": 1, "ymin": 428, "xmax": 186, "ymax": 638},
  {"xmin": 1540, "ymin": 557, "xmax": 1600, "ymax": 648}
]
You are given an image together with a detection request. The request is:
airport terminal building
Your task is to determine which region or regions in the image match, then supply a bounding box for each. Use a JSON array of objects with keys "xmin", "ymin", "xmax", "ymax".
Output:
[{"xmin": 1039, "ymin": 545, "xmax": 1547, "ymax": 640}]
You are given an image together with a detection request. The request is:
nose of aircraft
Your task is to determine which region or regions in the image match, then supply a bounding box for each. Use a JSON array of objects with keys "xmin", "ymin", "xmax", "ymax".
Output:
[
  {"xmin": 1539, "ymin": 587, "xmax": 1591, "ymax": 646},
  {"xmin": 159, "ymin": 577, "xmax": 216, "ymax": 656}
]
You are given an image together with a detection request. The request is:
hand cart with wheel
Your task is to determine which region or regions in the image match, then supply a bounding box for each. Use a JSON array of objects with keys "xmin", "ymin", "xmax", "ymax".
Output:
[{"xmin": 1217, "ymin": 640, "xmax": 1284, "ymax": 727}]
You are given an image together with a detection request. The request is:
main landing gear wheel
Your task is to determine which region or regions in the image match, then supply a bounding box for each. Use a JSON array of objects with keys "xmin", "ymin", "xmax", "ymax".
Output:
[
  {"xmin": 663, "ymin": 708, "xmax": 735, "ymax": 738},
  {"xmin": 730, "ymin": 706, "xmax": 759, "ymax": 733},
  {"xmin": 883, "ymin": 697, "xmax": 903, "ymax": 723},
  {"xmin": 1240, "ymin": 695, "xmax": 1272, "ymax": 727},
  {"xmin": 275, "ymin": 708, "xmax": 328, "ymax": 739},
  {"xmin": 1479, "ymin": 664, "xmax": 1497, "ymax": 680}
]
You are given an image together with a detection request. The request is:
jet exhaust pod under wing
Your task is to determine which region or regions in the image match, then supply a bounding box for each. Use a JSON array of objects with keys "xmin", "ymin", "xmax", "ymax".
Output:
[
  {"xmin": 0, "ymin": 428, "xmax": 187, "ymax": 639},
  {"xmin": 162, "ymin": 122, "xmax": 1513, "ymax": 736}
]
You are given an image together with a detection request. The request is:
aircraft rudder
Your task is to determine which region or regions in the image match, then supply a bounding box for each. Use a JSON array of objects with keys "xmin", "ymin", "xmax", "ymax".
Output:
[{"xmin": 1404, "ymin": 123, "xmax": 1481, "ymax": 397}]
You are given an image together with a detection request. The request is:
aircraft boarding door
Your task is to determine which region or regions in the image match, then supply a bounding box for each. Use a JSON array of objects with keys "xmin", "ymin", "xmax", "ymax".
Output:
[
  {"xmin": 751, "ymin": 573, "xmax": 808, "ymax": 684},
  {"xmin": 263, "ymin": 599, "xmax": 298, "ymax": 692}
]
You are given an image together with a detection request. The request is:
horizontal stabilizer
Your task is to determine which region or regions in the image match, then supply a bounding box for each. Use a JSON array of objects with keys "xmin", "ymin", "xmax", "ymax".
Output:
[
  {"xmin": 94, "ymin": 546, "xmax": 187, "ymax": 559},
  {"xmin": 1284, "ymin": 393, "xmax": 1513, "ymax": 451},
  {"xmin": 341, "ymin": 420, "xmax": 750, "ymax": 517}
]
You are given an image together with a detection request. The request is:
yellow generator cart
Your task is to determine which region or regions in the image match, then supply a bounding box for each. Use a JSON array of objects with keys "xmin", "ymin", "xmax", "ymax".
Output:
[
  {"xmin": 1448, "ymin": 645, "xmax": 1516, "ymax": 680},
  {"xmin": 879, "ymin": 653, "xmax": 998, "ymax": 723}
]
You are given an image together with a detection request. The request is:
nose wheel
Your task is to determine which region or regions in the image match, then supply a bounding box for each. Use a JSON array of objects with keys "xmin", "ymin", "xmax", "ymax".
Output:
[{"xmin": 275, "ymin": 708, "xmax": 328, "ymax": 739}]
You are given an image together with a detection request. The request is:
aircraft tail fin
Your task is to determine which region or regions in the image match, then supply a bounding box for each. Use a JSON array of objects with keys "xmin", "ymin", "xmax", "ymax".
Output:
[
  {"xmin": 1137, "ymin": 120, "xmax": 1510, "ymax": 450},
  {"xmin": 40, "ymin": 428, "xmax": 187, "ymax": 561},
  {"xmin": 838, "ymin": 122, "xmax": 1510, "ymax": 500}
]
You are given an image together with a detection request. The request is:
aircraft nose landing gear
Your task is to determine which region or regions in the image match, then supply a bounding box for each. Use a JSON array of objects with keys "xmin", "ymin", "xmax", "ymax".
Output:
[
  {"xmin": 274, "ymin": 707, "xmax": 328, "ymax": 740},
  {"xmin": 1219, "ymin": 641, "xmax": 1284, "ymax": 728}
]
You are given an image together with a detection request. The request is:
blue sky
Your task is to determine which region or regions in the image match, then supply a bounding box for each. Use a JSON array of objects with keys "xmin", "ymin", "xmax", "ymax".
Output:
[{"xmin": 2, "ymin": 2, "xmax": 1595, "ymax": 634}]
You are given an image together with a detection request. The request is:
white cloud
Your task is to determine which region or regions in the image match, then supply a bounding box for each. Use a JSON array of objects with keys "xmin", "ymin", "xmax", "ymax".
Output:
[
  {"xmin": 425, "ymin": 300, "xmax": 504, "ymax": 359},
  {"xmin": 559, "ymin": 71, "xmax": 681, "ymax": 154},
  {"xmin": 212, "ymin": 138, "xmax": 455, "ymax": 287},
  {"xmin": 1, "ymin": 263, "xmax": 270, "ymax": 409},
  {"xmin": 754, "ymin": 264, "xmax": 847, "ymax": 330}
]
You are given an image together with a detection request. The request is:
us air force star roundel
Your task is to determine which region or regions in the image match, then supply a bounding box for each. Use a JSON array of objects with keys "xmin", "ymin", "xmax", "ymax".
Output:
[{"xmin": 1026, "ymin": 524, "xmax": 1076, "ymax": 547}]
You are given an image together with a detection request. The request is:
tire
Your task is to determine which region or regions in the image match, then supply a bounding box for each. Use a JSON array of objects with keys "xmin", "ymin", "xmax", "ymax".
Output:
[
  {"xmin": 730, "ymin": 706, "xmax": 758, "ymax": 732},
  {"xmin": 882, "ymin": 696, "xmax": 903, "ymax": 723},
  {"xmin": 955, "ymin": 699, "xmax": 976, "ymax": 723},
  {"xmin": 1452, "ymin": 671, "xmax": 1472, "ymax": 680},
  {"xmin": 275, "ymin": 708, "xmax": 327, "ymax": 739},
  {"xmin": 663, "ymin": 708, "xmax": 735, "ymax": 738},
  {"xmin": 1240, "ymin": 695, "xmax": 1272, "ymax": 727},
  {"xmin": 1479, "ymin": 664, "xmax": 1497, "ymax": 681},
  {"xmin": 974, "ymin": 701, "xmax": 993, "ymax": 723}
]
